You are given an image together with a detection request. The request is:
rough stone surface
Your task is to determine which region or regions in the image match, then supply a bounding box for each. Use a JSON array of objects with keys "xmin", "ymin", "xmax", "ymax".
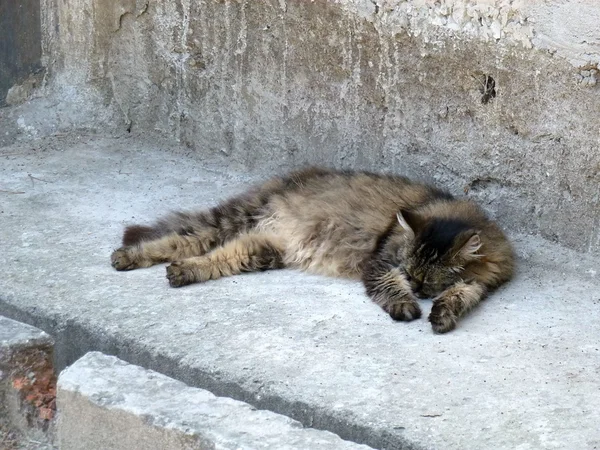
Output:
[
  {"xmin": 1, "ymin": 132, "xmax": 599, "ymax": 449},
  {"xmin": 58, "ymin": 352, "xmax": 372, "ymax": 450},
  {"xmin": 32, "ymin": 0, "xmax": 600, "ymax": 254},
  {"xmin": 0, "ymin": 317, "xmax": 54, "ymax": 355}
]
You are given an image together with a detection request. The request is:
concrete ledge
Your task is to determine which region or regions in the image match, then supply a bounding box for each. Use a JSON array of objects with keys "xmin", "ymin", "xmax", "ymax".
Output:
[
  {"xmin": 58, "ymin": 352, "xmax": 372, "ymax": 450},
  {"xmin": 0, "ymin": 316, "xmax": 56, "ymax": 447},
  {"xmin": 1, "ymin": 132, "xmax": 600, "ymax": 449}
]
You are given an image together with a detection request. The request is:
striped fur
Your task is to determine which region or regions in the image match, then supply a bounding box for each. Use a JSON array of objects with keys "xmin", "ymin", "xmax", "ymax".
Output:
[{"xmin": 111, "ymin": 168, "xmax": 514, "ymax": 333}]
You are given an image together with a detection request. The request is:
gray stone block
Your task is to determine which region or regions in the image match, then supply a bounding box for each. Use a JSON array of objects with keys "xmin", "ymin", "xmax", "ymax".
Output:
[
  {"xmin": 0, "ymin": 316, "xmax": 53, "ymax": 356},
  {"xmin": 57, "ymin": 352, "xmax": 372, "ymax": 450}
]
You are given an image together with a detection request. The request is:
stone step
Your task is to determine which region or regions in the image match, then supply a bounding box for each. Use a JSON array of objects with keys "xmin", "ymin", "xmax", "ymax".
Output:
[
  {"xmin": 57, "ymin": 352, "xmax": 372, "ymax": 450},
  {"xmin": 1, "ymin": 134, "xmax": 599, "ymax": 449}
]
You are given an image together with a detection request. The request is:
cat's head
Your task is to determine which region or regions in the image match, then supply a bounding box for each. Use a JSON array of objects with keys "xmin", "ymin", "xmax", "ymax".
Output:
[{"xmin": 396, "ymin": 210, "xmax": 483, "ymax": 298}]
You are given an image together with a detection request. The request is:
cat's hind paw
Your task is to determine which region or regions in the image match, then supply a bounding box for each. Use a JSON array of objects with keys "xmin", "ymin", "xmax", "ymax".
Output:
[
  {"xmin": 387, "ymin": 300, "xmax": 422, "ymax": 322},
  {"xmin": 429, "ymin": 302, "xmax": 457, "ymax": 333},
  {"xmin": 166, "ymin": 261, "xmax": 197, "ymax": 287},
  {"xmin": 111, "ymin": 247, "xmax": 140, "ymax": 271}
]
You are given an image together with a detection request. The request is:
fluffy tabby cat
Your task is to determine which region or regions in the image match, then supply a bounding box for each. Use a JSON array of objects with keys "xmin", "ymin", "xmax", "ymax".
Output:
[{"xmin": 111, "ymin": 168, "xmax": 514, "ymax": 333}]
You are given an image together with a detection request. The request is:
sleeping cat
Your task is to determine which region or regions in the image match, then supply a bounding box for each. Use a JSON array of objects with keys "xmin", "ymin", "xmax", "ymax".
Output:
[{"xmin": 111, "ymin": 167, "xmax": 514, "ymax": 333}]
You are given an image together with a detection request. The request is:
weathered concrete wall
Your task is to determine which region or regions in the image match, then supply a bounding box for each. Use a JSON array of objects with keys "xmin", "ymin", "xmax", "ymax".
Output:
[{"xmin": 36, "ymin": 0, "xmax": 600, "ymax": 253}]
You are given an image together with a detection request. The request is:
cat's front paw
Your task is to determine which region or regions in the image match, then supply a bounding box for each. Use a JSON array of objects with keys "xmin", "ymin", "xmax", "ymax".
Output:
[
  {"xmin": 166, "ymin": 261, "xmax": 197, "ymax": 287},
  {"xmin": 111, "ymin": 247, "xmax": 139, "ymax": 271},
  {"xmin": 387, "ymin": 300, "xmax": 422, "ymax": 322},
  {"xmin": 429, "ymin": 302, "xmax": 457, "ymax": 333}
]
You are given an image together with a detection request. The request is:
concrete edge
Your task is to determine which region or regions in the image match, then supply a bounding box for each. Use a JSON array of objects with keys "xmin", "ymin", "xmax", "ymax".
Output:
[{"xmin": 57, "ymin": 351, "xmax": 374, "ymax": 450}]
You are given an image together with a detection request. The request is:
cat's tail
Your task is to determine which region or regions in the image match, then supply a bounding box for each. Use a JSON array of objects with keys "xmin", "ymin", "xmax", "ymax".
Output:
[
  {"xmin": 121, "ymin": 211, "xmax": 211, "ymax": 246},
  {"xmin": 122, "ymin": 225, "xmax": 163, "ymax": 246}
]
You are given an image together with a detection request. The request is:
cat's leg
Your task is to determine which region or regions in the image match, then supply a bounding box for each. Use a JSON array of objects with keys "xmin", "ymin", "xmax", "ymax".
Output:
[
  {"xmin": 166, "ymin": 232, "xmax": 285, "ymax": 287},
  {"xmin": 111, "ymin": 230, "xmax": 218, "ymax": 271},
  {"xmin": 429, "ymin": 281, "xmax": 486, "ymax": 333},
  {"xmin": 362, "ymin": 260, "xmax": 421, "ymax": 321}
]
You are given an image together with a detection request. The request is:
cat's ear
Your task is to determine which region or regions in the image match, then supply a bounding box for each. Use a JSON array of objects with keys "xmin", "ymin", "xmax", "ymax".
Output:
[
  {"xmin": 396, "ymin": 210, "xmax": 423, "ymax": 235},
  {"xmin": 453, "ymin": 231, "xmax": 483, "ymax": 261}
]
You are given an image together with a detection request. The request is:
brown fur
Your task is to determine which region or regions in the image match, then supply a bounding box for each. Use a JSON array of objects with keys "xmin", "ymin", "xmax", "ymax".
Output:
[
  {"xmin": 111, "ymin": 168, "xmax": 514, "ymax": 333},
  {"xmin": 122, "ymin": 225, "xmax": 159, "ymax": 246}
]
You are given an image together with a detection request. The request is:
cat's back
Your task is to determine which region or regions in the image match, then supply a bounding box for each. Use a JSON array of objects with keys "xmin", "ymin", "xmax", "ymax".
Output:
[
  {"xmin": 258, "ymin": 168, "xmax": 450, "ymax": 278},
  {"xmin": 270, "ymin": 168, "xmax": 449, "ymax": 219}
]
